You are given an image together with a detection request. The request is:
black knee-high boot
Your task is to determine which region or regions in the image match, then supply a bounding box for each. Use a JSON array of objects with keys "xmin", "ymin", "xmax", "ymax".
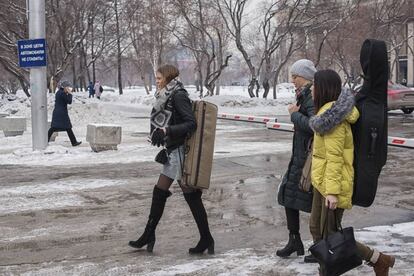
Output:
[
  {"xmin": 129, "ymin": 186, "xmax": 171, "ymax": 252},
  {"xmin": 184, "ymin": 190, "xmax": 214, "ymax": 254}
]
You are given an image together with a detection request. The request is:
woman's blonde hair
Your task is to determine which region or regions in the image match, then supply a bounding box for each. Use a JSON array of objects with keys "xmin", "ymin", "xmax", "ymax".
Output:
[{"xmin": 157, "ymin": 65, "xmax": 180, "ymax": 84}]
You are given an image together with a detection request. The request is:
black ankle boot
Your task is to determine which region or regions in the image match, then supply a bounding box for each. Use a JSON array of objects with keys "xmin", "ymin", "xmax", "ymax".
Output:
[
  {"xmin": 129, "ymin": 186, "xmax": 171, "ymax": 252},
  {"xmin": 184, "ymin": 190, "xmax": 215, "ymax": 255},
  {"xmin": 276, "ymin": 233, "xmax": 304, "ymax": 257}
]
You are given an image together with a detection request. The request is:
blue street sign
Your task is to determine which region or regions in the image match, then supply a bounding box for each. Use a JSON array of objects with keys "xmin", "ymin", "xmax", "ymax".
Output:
[{"xmin": 17, "ymin": 38, "xmax": 47, "ymax": 68}]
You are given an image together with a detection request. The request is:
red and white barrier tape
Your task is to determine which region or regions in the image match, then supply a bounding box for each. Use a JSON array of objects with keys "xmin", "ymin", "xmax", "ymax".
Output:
[
  {"xmin": 266, "ymin": 122, "xmax": 295, "ymax": 132},
  {"xmin": 217, "ymin": 113, "xmax": 414, "ymax": 149},
  {"xmin": 266, "ymin": 122, "xmax": 414, "ymax": 148},
  {"xmin": 388, "ymin": 136, "xmax": 414, "ymax": 148},
  {"xmin": 218, "ymin": 113, "xmax": 276, "ymax": 124}
]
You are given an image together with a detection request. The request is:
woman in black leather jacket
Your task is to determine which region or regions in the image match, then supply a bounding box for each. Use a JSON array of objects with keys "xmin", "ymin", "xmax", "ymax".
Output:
[{"xmin": 129, "ymin": 65, "xmax": 214, "ymax": 255}]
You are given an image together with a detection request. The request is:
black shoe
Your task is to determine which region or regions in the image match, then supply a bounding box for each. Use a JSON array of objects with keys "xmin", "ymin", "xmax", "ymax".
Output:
[
  {"xmin": 184, "ymin": 190, "xmax": 215, "ymax": 255},
  {"xmin": 276, "ymin": 233, "xmax": 304, "ymax": 257},
  {"xmin": 72, "ymin": 141, "xmax": 82, "ymax": 147},
  {"xmin": 304, "ymin": 253, "xmax": 318, "ymax": 263},
  {"xmin": 128, "ymin": 186, "xmax": 171, "ymax": 253}
]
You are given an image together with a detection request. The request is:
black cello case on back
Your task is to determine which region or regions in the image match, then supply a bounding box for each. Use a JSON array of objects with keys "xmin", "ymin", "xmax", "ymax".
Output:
[{"xmin": 352, "ymin": 39, "xmax": 388, "ymax": 207}]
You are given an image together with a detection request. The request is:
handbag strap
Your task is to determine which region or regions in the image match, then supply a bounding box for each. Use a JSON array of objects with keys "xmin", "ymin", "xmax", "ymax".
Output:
[{"xmin": 321, "ymin": 208, "xmax": 343, "ymax": 239}]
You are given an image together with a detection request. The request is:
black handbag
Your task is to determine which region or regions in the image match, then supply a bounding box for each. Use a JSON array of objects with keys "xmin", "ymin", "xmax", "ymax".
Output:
[
  {"xmin": 155, "ymin": 148, "xmax": 169, "ymax": 165},
  {"xmin": 309, "ymin": 210, "xmax": 362, "ymax": 276}
]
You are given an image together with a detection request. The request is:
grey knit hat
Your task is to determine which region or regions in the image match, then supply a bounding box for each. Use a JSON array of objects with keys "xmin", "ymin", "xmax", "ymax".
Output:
[
  {"xmin": 59, "ymin": 80, "xmax": 72, "ymax": 89},
  {"xmin": 290, "ymin": 59, "xmax": 317, "ymax": 81}
]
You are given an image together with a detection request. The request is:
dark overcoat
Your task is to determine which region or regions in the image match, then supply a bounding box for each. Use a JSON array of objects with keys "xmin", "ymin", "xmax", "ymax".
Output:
[
  {"xmin": 51, "ymin": 88, "xmax": 73, "ymax": 129},
  {"xmin": 278, "ymin": 86, "xmax": 314, "ymax": 213}
]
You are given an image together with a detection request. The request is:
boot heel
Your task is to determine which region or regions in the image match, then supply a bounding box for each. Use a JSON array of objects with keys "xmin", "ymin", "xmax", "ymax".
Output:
[
  {"xmin": 297, "ymin": 248, "xmax": 305, "ymax": 256},
  {"xmin": 208, "ymin": 243, "xmax": 215, "ymax": 255},
  {"xmin": 147, "ymin": 240, "xmax": 155, "ymax": 253}
]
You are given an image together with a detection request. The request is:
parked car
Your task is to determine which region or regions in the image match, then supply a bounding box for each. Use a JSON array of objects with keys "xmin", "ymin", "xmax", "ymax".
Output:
[{"xmin": 387, "ymin": 82, "xmax": 414, "ymax": 114}]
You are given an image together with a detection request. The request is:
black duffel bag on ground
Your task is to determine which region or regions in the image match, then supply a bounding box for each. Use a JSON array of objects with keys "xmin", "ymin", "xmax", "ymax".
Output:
[{"xmin": 309, "ymin": 210, "xmax": 362, "ymax": 276}]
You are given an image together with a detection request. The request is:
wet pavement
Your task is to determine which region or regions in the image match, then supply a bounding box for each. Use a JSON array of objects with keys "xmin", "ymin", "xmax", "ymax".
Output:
[{"xmin": 0, "ymin": 115, "xmax": 413, "ymax": 275}]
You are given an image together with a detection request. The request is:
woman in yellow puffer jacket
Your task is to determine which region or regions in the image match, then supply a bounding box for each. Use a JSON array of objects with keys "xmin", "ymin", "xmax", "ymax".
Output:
[{"xmin": 308, "ymin": 70, "xmax": 395, "ymax": 276}]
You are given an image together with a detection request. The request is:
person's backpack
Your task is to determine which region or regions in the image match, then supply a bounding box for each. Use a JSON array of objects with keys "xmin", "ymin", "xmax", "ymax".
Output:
[
  {"xmin": 352, "ymin": 39, "xmax": 388, "ymax": 207},
  {"xmin": 99, "ymin": 86, "xmax": 103, "ymax": 93},
  {"xmin": 181, "ymin": 101, "xmax": 218, "ymax": 189}
]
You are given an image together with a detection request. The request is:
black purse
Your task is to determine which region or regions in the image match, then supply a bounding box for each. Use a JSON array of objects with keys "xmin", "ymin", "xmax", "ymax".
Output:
[
  {"xmin": 309, "ymin": 210, "xmax": 362, "ymax": 276},
  {"xmin": 155, "ymin": 148, "xmax": 169, "ymax": 165}
]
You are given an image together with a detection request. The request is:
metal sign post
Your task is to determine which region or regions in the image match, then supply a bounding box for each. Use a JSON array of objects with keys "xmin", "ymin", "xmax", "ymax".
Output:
[{"xmin": 27, "ymin": 0, "xmax": 48, "ymax": 150}]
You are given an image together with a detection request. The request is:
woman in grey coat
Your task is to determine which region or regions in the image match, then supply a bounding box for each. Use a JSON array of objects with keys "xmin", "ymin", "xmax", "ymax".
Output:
[{"xmin": 276, "ymin": 59, "xmax": 316, "ymax": 262}]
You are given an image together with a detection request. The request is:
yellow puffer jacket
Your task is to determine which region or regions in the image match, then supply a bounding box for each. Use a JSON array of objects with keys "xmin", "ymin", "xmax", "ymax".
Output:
[{"xmin": 311, "ymin": 101, "xmax": 360, "ymax": 209}]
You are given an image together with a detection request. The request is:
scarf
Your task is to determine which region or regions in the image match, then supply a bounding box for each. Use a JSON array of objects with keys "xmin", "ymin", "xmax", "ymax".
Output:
[{"xmin": 150, "ymin": 78, "xmax": 184, "ymax": 129}]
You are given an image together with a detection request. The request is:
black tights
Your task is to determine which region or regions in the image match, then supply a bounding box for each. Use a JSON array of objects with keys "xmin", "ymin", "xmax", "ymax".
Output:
[
  {"xmin": 285, "ymin": 207, "xmax": 300, "ymax": 234},
  {"xmin": 156, "ymin": 174, "xmax": 195, "ymax": 194}
]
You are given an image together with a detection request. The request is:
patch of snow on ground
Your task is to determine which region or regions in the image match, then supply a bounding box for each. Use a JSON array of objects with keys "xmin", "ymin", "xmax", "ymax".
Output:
[{"xmin": 0, "ymin": 179, "xmax": 128, "ymax": 215}]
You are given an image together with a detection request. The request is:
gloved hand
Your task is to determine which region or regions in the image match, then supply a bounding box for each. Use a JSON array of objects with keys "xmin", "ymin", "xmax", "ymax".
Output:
[{"xmin": 151, "ymin": 128, "xmax": 166, "ymax": 147}]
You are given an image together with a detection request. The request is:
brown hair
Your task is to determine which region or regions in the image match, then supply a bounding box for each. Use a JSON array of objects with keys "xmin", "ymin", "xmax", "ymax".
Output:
[
  {"xmin": 313, "ymin": 69, "xmax": 342, "ymax": 113},
  {"xmin": 157, "ymin": 64, "xmax": 180, "ymax": 84}
]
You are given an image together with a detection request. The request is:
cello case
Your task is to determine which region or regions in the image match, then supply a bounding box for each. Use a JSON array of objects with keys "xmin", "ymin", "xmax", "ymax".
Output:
[{"xmin": 352, "ymin": 39, "xmax": 388, "ymax": 207}]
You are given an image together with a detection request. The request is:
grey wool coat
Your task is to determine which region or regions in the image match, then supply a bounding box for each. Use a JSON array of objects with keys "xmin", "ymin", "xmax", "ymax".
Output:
[{"xmin": 278, "ymin": 85, "xmax": 314, "ymax": 213}]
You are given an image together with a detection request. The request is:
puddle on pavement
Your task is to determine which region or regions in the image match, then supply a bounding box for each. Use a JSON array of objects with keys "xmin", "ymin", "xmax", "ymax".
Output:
[{"xmin": 215, "ymin": 175, "xmax": 282, "ymax": 226}]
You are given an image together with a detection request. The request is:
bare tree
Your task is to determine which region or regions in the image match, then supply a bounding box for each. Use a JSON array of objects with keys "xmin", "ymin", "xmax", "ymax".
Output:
[
  {"xmin": 126, "ymin": 0, "xmax": 175, "ymax": 94},
  {"xmin": 171, "ymin": 0, "xmax": 231, "ymax": 97},
  {"xmin": 0, "ymin": 0, "xmax": 30, "ymax": 96},
  {"xmin": 46, "ymin": 0, "xmax": 100, "ymax": 91}
]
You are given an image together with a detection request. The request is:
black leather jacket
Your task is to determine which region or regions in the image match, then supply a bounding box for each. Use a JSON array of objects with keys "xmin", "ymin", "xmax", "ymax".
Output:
[{"xmin": 150, "ymin": 89, "xmax": 196, "ymax": 150}]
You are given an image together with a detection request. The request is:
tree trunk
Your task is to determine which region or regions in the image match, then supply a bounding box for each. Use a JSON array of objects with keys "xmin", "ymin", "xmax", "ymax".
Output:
[
  {"xmin": 198, "ymin": 69, "xmax": 203, "ymax": 97},
  {"xmin": 72, "ymin": 56, "xmax": 77, "ymax": 92},
  {"xmin": 272, "ymin": 68, "xmax": 282, "ymax": 100},
  {"xmin": 18, "ymin": 77, "xmax": 30, "ymax": 98},
  {"xmin": 273, "ymin": 75, "xmax": 278, "ymax": 100},
  {"xmin": 141, "ymin": 73, "xmax": 150, "ymax": 95},
  {"xmin": 149, "ymin": 70, "xmax": 153, "ymax": 92},
  {"xmin": 91, "ymin": 20, "xmax": 96, "ymax": 83},
  {"xmin": 115, "ymin": 0, "xmax": 123, "ymax": 95},
  {"xmin": 262, "ymin": 79, "xmax": 270, "ymax": 98},
  {"xmin": 262, "ymin": 57, "xmax": 272, "ymax": 98},
  {"xmin": 247, "ymin": 79, "xmax": 256, "ymax": 98},
  {"xmin": 255, "ymin": 79, "xmax": 260, "ymax": 97},
  {"xmin": 215, "ymin": 76, "xmax": 221, "ymax": 95}
]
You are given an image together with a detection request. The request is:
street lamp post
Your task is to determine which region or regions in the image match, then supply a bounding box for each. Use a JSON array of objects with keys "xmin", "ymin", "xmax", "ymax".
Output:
[{"xmin": 28, "ymin": 0, "xmax": 48, "ymax": 150}]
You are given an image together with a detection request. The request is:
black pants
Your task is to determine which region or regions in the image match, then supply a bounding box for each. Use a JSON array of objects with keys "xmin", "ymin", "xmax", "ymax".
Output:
[
  {"xmin": 285, "ymin": 207, "xmax": 300, "ymax": 234},
  {"xmin": 48, "ymin": 127, "xmax": 77, "ymax": 145}
]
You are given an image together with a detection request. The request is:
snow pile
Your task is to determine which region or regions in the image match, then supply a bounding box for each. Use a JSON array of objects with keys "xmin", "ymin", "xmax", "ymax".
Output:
[
  {"xmin": 79, "ymin": 85, "xmax": 295, "ymax": 111},
  {"xmin": 0, "ymin": 92, "xmax": 130, "ymax": 127},
  {"xmin": 0, "ymin": 95, "xmax": 31, "ymax": 116}
]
